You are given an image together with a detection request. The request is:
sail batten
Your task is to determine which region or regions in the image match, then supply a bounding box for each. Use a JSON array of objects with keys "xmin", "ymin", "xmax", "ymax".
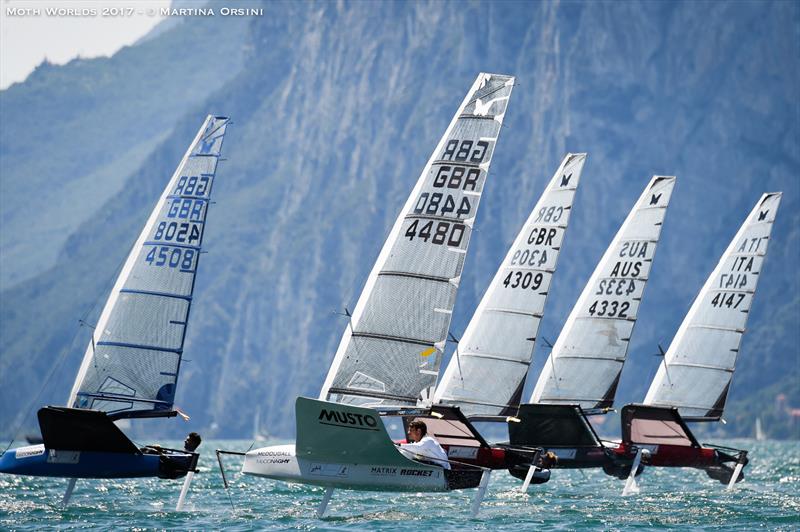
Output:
[
  {"xmin": 67, "ymin": 116, "xmax": 229, "ymax": 416},
  {"xmin": 458, "ymin": 352, "xmax": 532, "ymax": 364},
  {"xmin": 644, "ymin": 192, "xmax": 782, "ymax": 420},
  {"xmin": 319, "ymin": 74, "xmax": 515, "ymax": 408},
  {"xmin": 434, "ymin": 154, "xmax": 587, "ymax": 417},
  {"xmin": 530, "ymin": 175, "xmax": 676, "ymax": 410}
]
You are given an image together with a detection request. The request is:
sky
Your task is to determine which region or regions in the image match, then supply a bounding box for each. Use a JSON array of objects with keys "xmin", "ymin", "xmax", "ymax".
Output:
[{"xmin": 0, "ymin": 0, "xmax": 170, "ymax": 89}]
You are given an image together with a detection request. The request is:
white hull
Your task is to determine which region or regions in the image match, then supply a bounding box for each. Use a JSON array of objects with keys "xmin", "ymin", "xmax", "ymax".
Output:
[{"xmin": 243, "ymin": 444, "xmax": 448, "ymax": 492}]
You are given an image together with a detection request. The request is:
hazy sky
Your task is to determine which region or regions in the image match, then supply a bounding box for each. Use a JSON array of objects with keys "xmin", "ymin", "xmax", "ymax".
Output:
[{"xmin": 0, "ymin": 0, "xmax": 170, "ymax": 89}]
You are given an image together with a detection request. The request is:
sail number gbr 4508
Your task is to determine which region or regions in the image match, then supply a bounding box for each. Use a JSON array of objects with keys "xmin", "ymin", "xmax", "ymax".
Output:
[{"xmin": 143, "ymin": 172, "xmax": 212, "ymax": 271}]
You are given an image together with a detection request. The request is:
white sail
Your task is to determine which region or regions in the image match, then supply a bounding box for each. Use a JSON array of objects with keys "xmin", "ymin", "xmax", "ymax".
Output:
[
  {"xmin": 434, "ymin": 153, "xmax": 586, "ymax": 417},
  {"xmin": 68, "ymin": 116, "xmax": 230, "ymax": 416},
  {"xmin": 644, "ymin": 193, "xmax": 781, "ymax": 420},
  {"xmin": 319, "ymin": 73, "xmax": 515, "ymax": 407},
  {"xmin": 530, "ymin": 175, "xmax": 676, "ymax": 410},
  {"xmin": 755, "ymin": 417, "xmax": 766, "ymax": 440}
]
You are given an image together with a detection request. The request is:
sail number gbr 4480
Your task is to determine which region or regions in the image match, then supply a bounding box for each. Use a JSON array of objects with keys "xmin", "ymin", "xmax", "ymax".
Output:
[{"xmin": 404, "ymin": 139, "xmax": 488, "ymax": 247}]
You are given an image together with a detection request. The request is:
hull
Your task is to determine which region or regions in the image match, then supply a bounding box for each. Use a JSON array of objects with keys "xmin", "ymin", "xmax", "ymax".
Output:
[
  {"xmin": 0, "ymin": 407, "xmax": 199, "ymax": 480},
  {"xmin": 242, "ymin": 444, "xmax": 449, "ymax": 492},
  {"xmin": 506, "ymin": 404, "xmax": 636, "ymax": 480},
  {"xmin": 0, "ymin": 444, "xmax": 162, "ymax": 479},
  {"xmin": 506, "ymin": 443, "xmax": 638, "ymax": 481},
  {"xmin": 620, "ymin": 404, "xmax": 748, "ymax": 484},
  {"xmin": 615, "ymin": 442, "xmax": 718, "ymax": 468}
]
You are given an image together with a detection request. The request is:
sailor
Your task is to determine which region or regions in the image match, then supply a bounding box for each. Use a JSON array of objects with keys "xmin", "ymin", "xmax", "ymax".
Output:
[
  {"xmin": 540, "ymin": 451, "xmax": 558, "ymax": 468},
  {"xmin": 183, "ymin": 432, "xmax": 202, "ymax": 452},
  {"xmin": 398, "ymin": 420, "xmax": 450, "ymax": 470},
  {"xmin": 140, "ymin": 432, "xmax": 201, "ymax": 456}
]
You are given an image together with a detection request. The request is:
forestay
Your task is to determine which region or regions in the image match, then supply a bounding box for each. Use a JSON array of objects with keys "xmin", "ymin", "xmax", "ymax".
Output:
[
  {"xmin": 643, "ymin": 193, "xmax": 782, "ymax": 420},
  {"xmin": 320, "ymin": 73, "xmax": 515, "ymax": 407},
  {"xmin": 68, "ymin": 116, "xmax": 230, "ymax": 416},
  {"xmin": 530, "ymin": 176, "xmax": 676, "ymax": 410},
  {"xmin": 434, "ymin": 154, "xmax": 586, "ymax": 417}
]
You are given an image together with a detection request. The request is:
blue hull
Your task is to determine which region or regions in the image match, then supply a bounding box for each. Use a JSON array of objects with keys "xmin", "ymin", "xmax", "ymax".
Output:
[{"xmin": 0, "ymin": 444, "xmax": 169, "ymax": 479}]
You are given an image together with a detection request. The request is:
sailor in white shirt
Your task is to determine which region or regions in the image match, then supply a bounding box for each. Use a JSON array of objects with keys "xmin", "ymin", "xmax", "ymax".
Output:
[{"xmin": 398, "ymin": 420, "xmax": 451, "ymax": 470}]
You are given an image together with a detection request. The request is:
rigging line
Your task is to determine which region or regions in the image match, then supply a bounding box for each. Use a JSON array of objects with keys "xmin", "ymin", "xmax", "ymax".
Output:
[
  {"xmin": 657, "ymin": 418, "xmax": 690, "ymax": 441},
  {"xmin": 435, "ymin": 417, "xmax": 476, "ymax": 439},
  {"xmin": 2, "ymin": 223, "xmax": 142, "ymax": 453},
  {"xmin": 201, "ymin": 117, "xmax": 230, "ymax": 142},
  {"xmin": 216, "ymin": 450, "xmax": 237, "ymax": 512},
  {"xmin": 331, "ymin": 305, "xmax": 368, "ymax": 395},
  {"xmin": 455, "ymin": 347, "xmax": 464, "ymax": 383},
  {"xmin": 467, "ymin": 83, "xmax": 508, "ymax": 107},
  {"xmin": 447, "ymin": 332, "xmax": 463, "ymax": 383},
  {"xmin": 1, "ymin": 316, "xmax": 90, "ymax": 454}
]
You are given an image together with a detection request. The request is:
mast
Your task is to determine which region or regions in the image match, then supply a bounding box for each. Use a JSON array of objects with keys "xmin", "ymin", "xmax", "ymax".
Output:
[
  {"xmin": 643, "ymin": 193, "xmax": 781, "ymax": 420},
  {"xmin": 67, "ymin": 116, "xmax": 230, "ymax": 417},
  {"xmin": 530, "ymin": 175, "xmax": 676, "ymax": 410},
  {"xmin": 319, "ymin": 73, "xmax": 516, "ymax": 407},
  {"xmin": 434, "ymin": 153, "xmax": 586, "ymax": 417}
]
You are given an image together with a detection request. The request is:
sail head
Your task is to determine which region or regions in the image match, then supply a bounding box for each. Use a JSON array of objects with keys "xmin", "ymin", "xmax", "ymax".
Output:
[
  {"xmin": 433, "ymin": 153, "xmax": 586, "ymax": 417},
  {"xmin": 67, "ymin": 116, "xmax": 230, "ymax": 416},
  {"xmin": 643, "ymin": 192, "xmax": 782, "ymax": 420},
  {"xmin": 530, "ymin": 175, "xmax": 677, "ymax": 410},
  {"xmin": 319, "ymin": 73, "xmax": 515, "ymax": 408}
]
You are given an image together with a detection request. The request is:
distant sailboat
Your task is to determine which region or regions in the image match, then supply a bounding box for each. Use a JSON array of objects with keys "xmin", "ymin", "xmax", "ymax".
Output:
[
  {"xmin": 507, "ymin": 176, "xmax": 676, "ymax": 484},
  {"xmin": 217, "ymin": 73, "xmax": 519, "ymax": 518},
  {"xmin": 755, "ymin": 417, "xmax": 766, "ymax": 441},
  {"xmin": 620, "ymin": 193, "xmax": 782, "ymax": 492},
  {"xmin": 0, "ymin": 116, "xmax": 231, "ymax": 506},
  {"xmin": 252, "ymin": 406, "xmax": 268, "ymax": 442}
]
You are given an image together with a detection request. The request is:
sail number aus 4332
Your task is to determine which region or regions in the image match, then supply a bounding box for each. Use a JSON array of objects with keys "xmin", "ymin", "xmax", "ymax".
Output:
[{"xmin": 588, "ymin": 300, "xmax": 630, "ymax": 318}]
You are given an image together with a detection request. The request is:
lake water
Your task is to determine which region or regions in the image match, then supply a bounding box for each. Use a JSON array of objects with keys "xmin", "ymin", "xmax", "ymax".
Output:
[{"xmin": 1, "ymin": 439, "xmax": 798, "ymax": 530}]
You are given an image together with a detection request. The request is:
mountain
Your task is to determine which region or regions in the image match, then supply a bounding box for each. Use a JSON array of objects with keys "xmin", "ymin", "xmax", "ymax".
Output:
[
  {"xmin": 1, "ymin": 0, "xmax": 797, "ymax": 440},
  {"xmin": 0, "ymin": 7, "xmax": 249, "ymax": 290}
]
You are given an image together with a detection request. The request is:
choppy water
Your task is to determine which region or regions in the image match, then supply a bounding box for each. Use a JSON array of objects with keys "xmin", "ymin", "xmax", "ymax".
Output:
[{"xmin": 1, "ymin": 439, "xmax": 798, "ymax": 530}]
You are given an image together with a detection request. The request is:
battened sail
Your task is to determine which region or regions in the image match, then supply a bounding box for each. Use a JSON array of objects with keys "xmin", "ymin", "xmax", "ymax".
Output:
[
  {"xmin": 319, "ymin": 73, "xmax": 515, "ymax": 407},
  {"xmin": 530, "ymin": 175, "xmax": 676, "ymax": 410},
  {"xmin": 434, "ymin": 154, "xmax": 586, "ymax": 417},
  {"xmin": 67, "ymin": 116, "xmax": 230, "ymax": 416},
  {"xmin": 644, "ymin": 193, "xmax": 781, "ymax": 420}
]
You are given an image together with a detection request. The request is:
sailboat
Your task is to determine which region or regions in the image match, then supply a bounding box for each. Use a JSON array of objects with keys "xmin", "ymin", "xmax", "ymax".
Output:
[
  {"xmin": 755, "ymin": 417, "xmax": 766, "ymax": 441},
  {"xmin": 434, "ymin": 153, "xmax": 586, "ymax": 419},
  {"xmin": 506, "ymin": 175, "xmax": 677, "ymax": 485},
  {"xmin": 252, "ymin": 406, "xmax": 268, "ymax": 442},
  {"xmin": 0, "ymin": 116, "xmax": 230, "ymax": 504},
  {"xmin": 428, "ymin": 153, "xmax": 585, "ymax": 486},
  {"xmin": 224, "ymin": 73, "xmax": 517, "ymax": 517},
  {"xmin": 619, "ymin": 192, "xmax": 782, "ymax": 492}
]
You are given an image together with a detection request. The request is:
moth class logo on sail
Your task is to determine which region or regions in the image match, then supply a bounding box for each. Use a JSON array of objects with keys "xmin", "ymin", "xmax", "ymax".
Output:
[{"xmin": 318, "ymin": 409, "xmax": 379, "ymax": 430}]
